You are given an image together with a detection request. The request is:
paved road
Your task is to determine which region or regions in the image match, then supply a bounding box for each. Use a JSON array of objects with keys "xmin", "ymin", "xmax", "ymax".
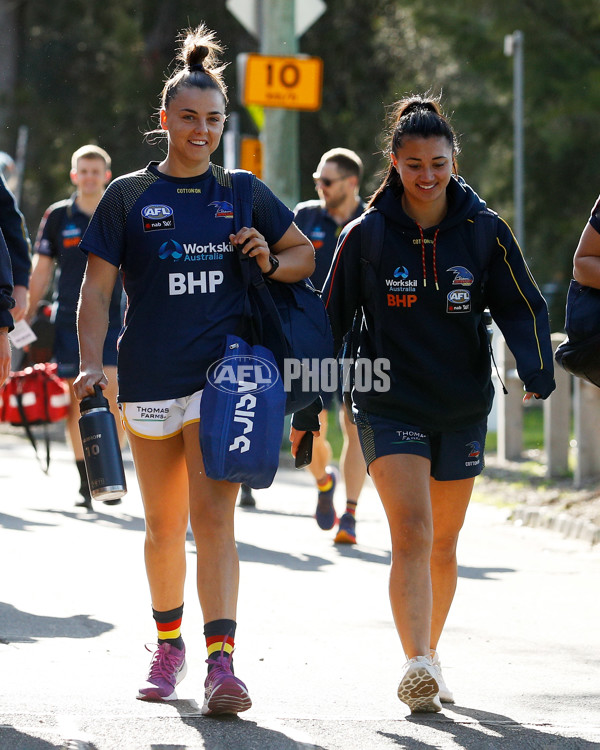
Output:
[{"xmin": 1, "ymin": 431, "xmax": 599, "ymax": 749}]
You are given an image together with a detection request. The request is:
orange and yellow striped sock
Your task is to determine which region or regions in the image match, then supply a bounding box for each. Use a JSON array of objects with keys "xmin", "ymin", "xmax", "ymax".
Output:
[{"xmin": 317, "ymin": 472, "xmax": 333, "ymax": 492}]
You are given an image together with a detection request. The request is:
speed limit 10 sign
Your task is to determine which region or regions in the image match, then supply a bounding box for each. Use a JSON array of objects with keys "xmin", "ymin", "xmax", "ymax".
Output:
[{"xmin": 239, "ymin": 54, "xmax": 323, "ymax": 111}]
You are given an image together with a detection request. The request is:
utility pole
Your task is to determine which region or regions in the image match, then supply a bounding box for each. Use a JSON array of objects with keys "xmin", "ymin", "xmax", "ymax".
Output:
[
  {"xmin": 504, "ymin": 31, "xmax": 524, "ymax": 250},
  {"xmin": 260, "ymin": 0, "xmax": 299, "ymax": 207}
]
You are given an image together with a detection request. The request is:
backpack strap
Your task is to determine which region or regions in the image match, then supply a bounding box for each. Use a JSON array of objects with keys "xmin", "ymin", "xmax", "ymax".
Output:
[
  {"xmin": 470, "ymin": 209, "xmax": 508, "ymax": 393},
  {"xmin": 229, "ymin": 168, "xmax": 254, "ymax": 234},
  {"xmin": 359, "ymin": 206, "xmax": 385, "ymax": 270},
  {"xmin": 470, "ymin": 208, "xmax": 499, "ymax": 291},
  {"xmin": 229, "ymin": 168, "xmax": 290, "ymax": 356},
  {"xmin": 358, "ymin": 207, "xmax": 386, "ymax": 354}
]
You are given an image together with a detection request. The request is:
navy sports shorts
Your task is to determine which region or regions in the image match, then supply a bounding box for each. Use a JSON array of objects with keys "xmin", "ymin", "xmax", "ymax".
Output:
[
  {"xmin": 354, "ymin": 408, "xmax": 486, "ymax": 481},
  {"xmin": 54, "ymin": 326, "xmax": 120, "ymax": 379}
]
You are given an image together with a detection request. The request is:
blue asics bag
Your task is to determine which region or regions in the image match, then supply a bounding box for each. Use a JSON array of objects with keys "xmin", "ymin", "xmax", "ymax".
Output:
[{"xmin": 200, "ymin": 334, "xmax": 286, "ymax": 489}]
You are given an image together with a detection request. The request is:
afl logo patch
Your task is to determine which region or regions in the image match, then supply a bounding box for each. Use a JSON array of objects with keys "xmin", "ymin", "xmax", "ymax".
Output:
[
  {"xmin": 142, "ymin": 205, "xmax": 175, "ymax": 232},
  {"xmin": 447, "ymin": 289, "xmax": 471, "ymax": 313}
]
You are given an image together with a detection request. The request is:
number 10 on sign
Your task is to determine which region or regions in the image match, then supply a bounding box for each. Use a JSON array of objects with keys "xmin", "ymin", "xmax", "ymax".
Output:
[{"xmin": 240, "ymin": 54, "xmax": 323, "ymax": 111}]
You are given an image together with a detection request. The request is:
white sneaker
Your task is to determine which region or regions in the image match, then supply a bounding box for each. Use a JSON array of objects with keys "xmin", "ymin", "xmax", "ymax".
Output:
[
  {"xmin": 397, "ymin": 655, "xmax": 442, "ymax": 713},
  {"xmin": 431, "ymin": 650, "xmax": 455, "ymax": 703}
]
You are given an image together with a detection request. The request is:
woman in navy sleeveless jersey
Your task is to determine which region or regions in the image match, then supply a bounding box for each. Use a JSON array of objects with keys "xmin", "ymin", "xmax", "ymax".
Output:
[{"xmin": 74, "ymin": 24, "xmax": 314, "ymax": 715}]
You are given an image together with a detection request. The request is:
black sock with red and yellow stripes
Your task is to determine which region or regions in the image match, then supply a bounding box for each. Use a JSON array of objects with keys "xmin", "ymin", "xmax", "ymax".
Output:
[
  {"xmin": 204, "ymin": 618, "xmax": 236, "ymax": 670},
  {"xmin": 153, "ymin": 604, "xmax": 184, "ymax": 651}
]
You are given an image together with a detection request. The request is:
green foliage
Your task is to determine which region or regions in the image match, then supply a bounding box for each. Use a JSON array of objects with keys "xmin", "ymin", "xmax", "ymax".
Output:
[{"xmin": 6, "ymin": 0, "xmax": 600, "ymax": 312}]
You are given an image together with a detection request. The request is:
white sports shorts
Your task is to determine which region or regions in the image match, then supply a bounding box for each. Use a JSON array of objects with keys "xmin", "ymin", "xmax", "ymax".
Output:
[{"xmin": 120, "ymin": 390, "xmax": 203, "ymax": 440}]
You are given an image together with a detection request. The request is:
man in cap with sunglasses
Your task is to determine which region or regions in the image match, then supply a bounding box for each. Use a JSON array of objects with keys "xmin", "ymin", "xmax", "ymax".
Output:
[{"xmin": 292, "ymin": 148, "xmax": 367, "ymax": 544}]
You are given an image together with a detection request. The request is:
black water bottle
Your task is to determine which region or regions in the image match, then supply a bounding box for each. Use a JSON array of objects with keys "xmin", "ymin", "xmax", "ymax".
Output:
[{"xmin": 79, "ymin": 385, "xmax": 127, "ymax": 502}]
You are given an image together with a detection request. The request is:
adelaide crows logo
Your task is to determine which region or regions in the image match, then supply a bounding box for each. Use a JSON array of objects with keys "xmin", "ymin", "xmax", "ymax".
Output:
[
  {"xmin": 209, "ymin": 201, "xmax": 234, "ymax": 219},
  {"xmin": 466, "ymin": 441, "xmax": 481, "ymax": 459},
  {"xmin": 447, "ymin": 265, "xmax": 474, "ymax": 286}
]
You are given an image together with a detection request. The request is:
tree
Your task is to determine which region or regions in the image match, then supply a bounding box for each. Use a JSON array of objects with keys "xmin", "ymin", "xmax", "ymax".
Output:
[{"xmin": 9, "ymin": 0, "xmax": 600, "ymax": 332}]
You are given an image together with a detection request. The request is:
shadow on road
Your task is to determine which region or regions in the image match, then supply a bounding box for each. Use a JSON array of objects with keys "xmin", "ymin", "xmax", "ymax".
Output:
[
  {"xmin": 0, "ymin": 602, "xmax": 113, "ymax": 644},
  {"xmin": 0, "ymin": 512, "xmax": 58, "ymax": 532},
  {"xmin": 335, "ymin": 544, "xmax": 391, "ymax": 565},
  {"xmin": 0, "ymin": 727, "xmax": 60, "ymax": 749},
  {"xmin": 43, "ymin": 508, "xmax": 146, "ymax": 532},
  {"xmin": 377, "ymin": 703, "xmax": 600, "ymax": 749},
  {"xmin": 235, "ymin": 541, "xmax": 333, "ymax": 572},
  {"xmin": 457, "ymin": 565, "xmax": 515, "ymax": 580},
  {"xmin": 236, "ymin": 506, "xmax": 314, "ymax": 521},
  {"xmin": 170, "ymin": 699, "xmax": 328, "ymax": 750}
]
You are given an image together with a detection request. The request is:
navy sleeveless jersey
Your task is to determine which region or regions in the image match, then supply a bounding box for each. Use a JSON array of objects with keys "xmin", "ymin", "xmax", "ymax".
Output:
[{"xmin": 80, "ymin": 162, "xmax": 294, "ymax": 402}]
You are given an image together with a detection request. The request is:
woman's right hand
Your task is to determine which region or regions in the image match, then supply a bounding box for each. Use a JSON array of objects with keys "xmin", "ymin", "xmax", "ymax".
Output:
[{"xmin": 73, "ymin": 368, "xmax": 107, "ymax": 401}]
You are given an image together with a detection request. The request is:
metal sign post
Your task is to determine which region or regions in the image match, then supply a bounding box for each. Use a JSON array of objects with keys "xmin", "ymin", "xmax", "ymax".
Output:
[{"xmin": 227, "ymin": 0, "xmax": 326, "ymax": 207}]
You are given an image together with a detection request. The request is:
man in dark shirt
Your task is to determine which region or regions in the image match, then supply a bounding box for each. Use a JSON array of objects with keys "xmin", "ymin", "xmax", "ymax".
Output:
[
  {"xmin": 293, "ymin": 148, "xmax": 367, "ymax": 544},
  {"xmin": 27, "ymin": 145, "xmax": 124, "ymax": 509}
]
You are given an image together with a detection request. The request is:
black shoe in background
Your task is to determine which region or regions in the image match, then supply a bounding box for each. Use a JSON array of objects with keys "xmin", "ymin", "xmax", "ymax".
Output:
[{"xmin": 239, "ymin": 484, "xmax": 256, "ymax": 508}]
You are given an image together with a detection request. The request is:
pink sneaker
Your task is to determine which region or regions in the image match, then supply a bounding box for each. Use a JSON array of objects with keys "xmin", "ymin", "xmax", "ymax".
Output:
[
  {"xmin": 201, "ymin": 654, "xmax": 252, "ymax": 716},
  {"xmin": 137, "ymin": 642, "xmax": 187, "ymax": 701}
]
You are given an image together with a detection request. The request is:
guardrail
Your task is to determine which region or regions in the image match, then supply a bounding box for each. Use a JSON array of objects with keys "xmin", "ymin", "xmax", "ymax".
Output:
[{"xmin": 496, "ymin": 333, "xmax": 600, "ymax": 487}]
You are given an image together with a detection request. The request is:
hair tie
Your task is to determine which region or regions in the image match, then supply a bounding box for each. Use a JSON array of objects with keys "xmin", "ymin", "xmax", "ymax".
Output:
[{"xmin": 189, "ymin": 64, "xmax": 205, "ymax": 73}]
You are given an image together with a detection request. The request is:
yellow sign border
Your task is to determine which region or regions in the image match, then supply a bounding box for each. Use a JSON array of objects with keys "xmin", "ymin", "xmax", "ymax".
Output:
[{"xmin": 242, "ymin": 54, "xmax": 323, "ymax": 112}]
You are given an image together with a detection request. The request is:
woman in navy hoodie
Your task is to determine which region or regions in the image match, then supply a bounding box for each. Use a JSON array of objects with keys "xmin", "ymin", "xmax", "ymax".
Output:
[
  {"xmin": 0, "ymin": 231, "xmax": 15, "ymax": 386},
  {"xmin": 309, "ymin": 95, "xmax": 555, "ymax": 713}
]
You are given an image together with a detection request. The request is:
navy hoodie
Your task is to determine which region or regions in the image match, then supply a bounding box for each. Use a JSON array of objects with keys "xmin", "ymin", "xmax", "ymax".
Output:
[
  {"xmin": 0, "ymin": 230, "xmax": 15, "ymax": 330},
  {"xmin": 322, "ymin": 176, "xmax": 555, "ymax": 432}
]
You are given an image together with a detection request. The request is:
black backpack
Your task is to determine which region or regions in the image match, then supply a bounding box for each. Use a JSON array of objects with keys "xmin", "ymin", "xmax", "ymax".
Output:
[
  {"xmin": 229, "ymin": 168, "xmax": 334, "ymax": 414},
  {"xmin": 554, "ymin": 280, "xmax": 600, "ymax": 388}
]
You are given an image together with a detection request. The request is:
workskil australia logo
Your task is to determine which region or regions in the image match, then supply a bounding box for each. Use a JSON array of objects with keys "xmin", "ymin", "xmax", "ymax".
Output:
[
  {"xmin": 158, "ymin": 240, "xmax": 184, "ymax": 260},
  {"xmin": 158, "ymin": 239, "xmax": 235, "ymax": 262}
]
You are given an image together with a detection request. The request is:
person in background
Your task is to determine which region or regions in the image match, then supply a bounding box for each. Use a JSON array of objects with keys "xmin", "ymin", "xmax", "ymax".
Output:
[
  {"xmin": 73, "ymin": 24, "xmax": 314, "ymax": 716},
  {"xmin": 573, "ymin": 194, "xmax": 600, "ymax": 287},
  {"xmin": 0, "ymin": 170, "xmax": 31, "ymax": 324},
  {"xmin": 292, "ymin": 148, "xmax": 367, "ymax": 544},
  {"xmin": 292, "ymin": 94, "xmax": 555, "ymax": 713},
  {"xmin": 27, "ymin": 145, "xmax": 124, "ymax": 510},
  {"xmin": 0, "ymin": 230, "xmax": 15, "ymax": 386}
]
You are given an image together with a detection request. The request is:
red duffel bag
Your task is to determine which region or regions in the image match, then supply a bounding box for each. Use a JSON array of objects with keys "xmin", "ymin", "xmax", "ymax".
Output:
[{"xmin": 0, "ymin": 362, "xmax": 70, "ymax": 425}]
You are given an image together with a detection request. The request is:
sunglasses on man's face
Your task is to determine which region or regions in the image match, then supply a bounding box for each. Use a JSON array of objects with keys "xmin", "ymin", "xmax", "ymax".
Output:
[{"xmin": 312, "ymin": 174, "xmax": 346, "ymax": 188}]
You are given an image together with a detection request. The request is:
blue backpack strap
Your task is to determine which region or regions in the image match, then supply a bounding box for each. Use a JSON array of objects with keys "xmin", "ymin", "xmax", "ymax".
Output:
[
  {"xmin": 229, "ymin": 168, "xmax": 254, "ymax": 233},
  {"xmin": 229, "ymin": 168, "xmax": 294, "ymax": 376},
  {"xmin": 229, "ymin": 168, "xmax": 265, "ymax": 343}
]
